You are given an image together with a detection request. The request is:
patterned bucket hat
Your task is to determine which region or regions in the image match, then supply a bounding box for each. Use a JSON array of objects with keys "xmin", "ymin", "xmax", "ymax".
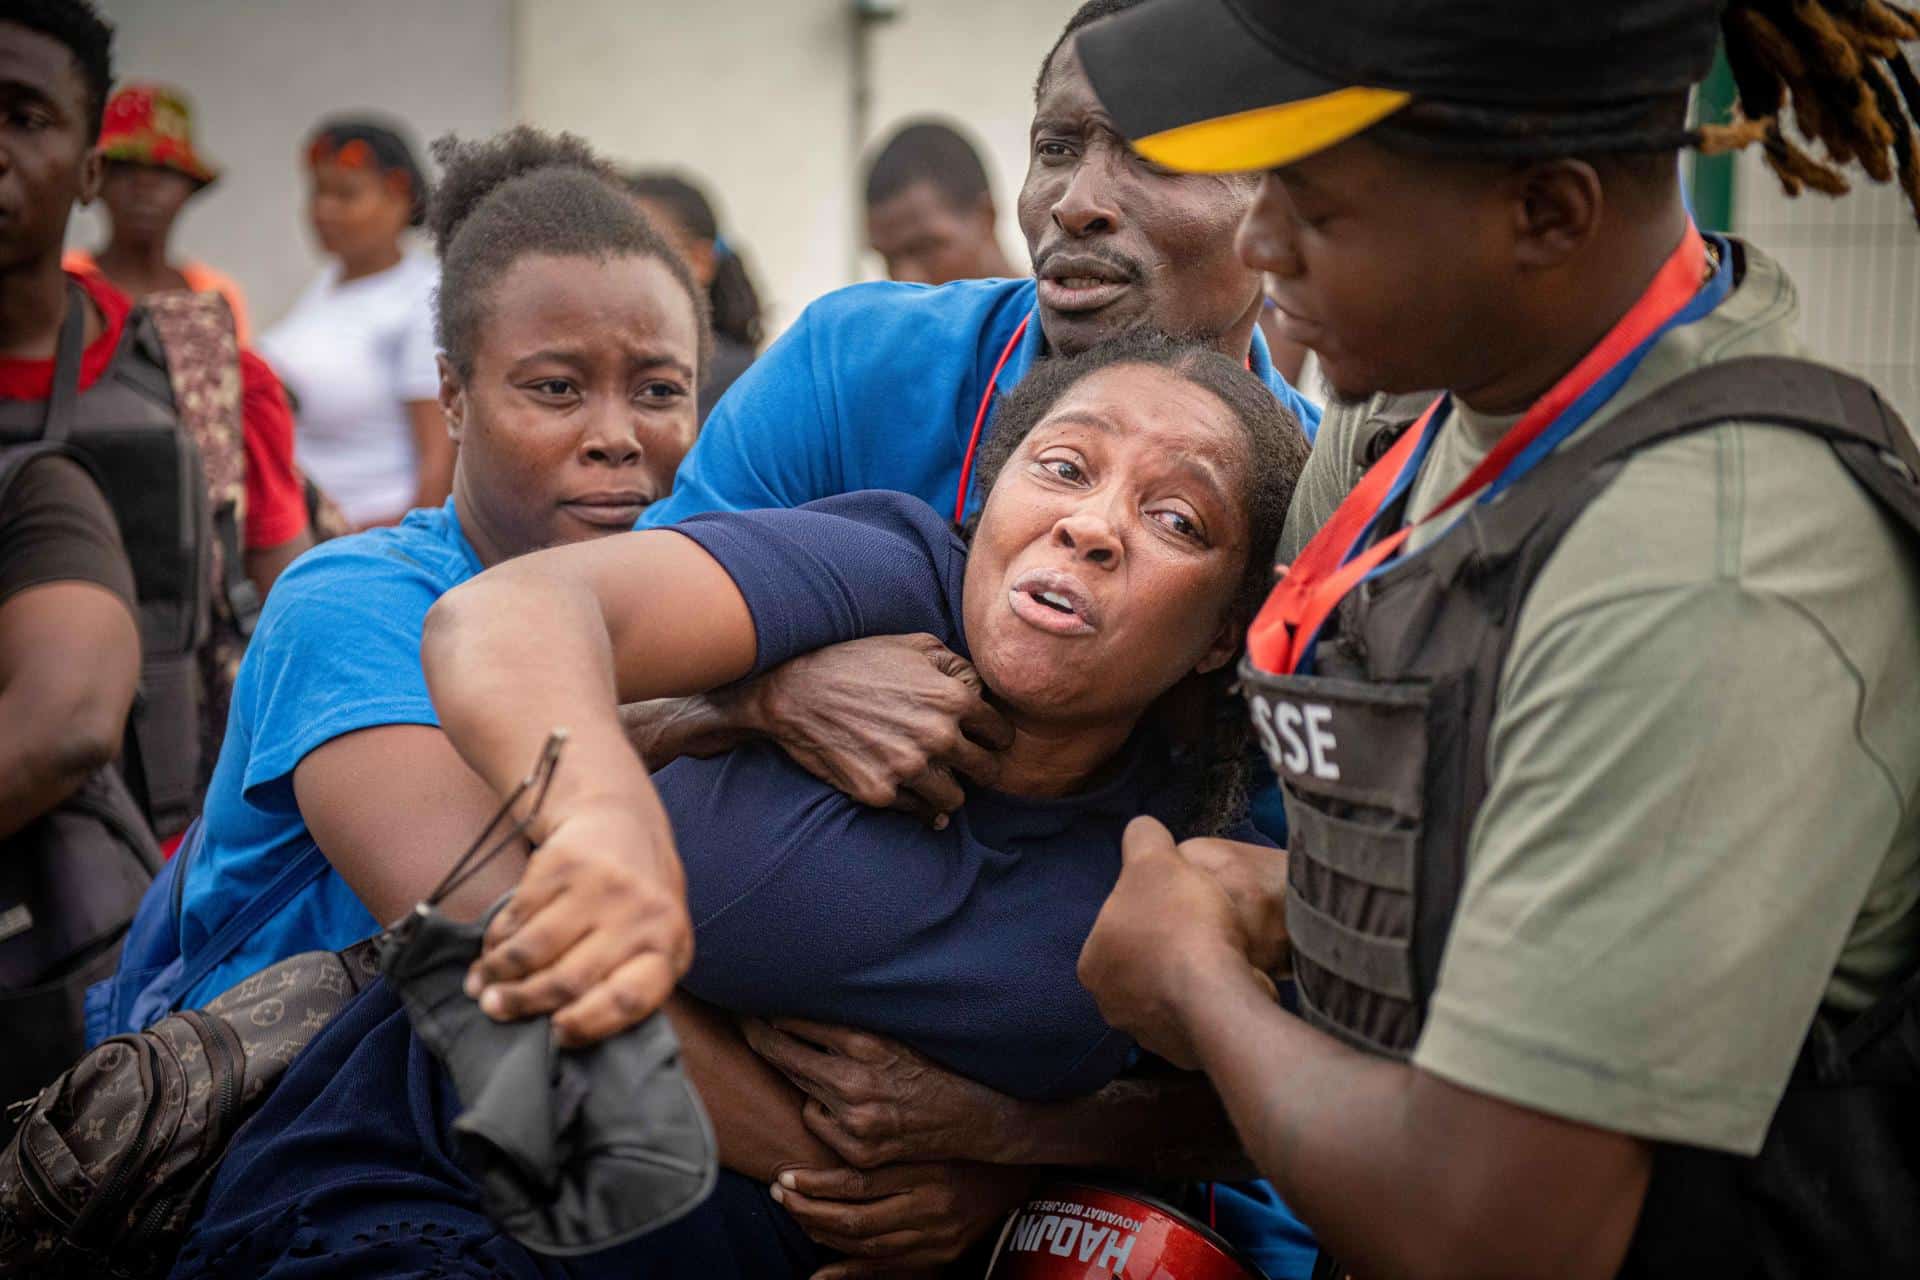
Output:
[{"xmin": 98, "ymin": 84, "xmax": 220, "ymax": 188}]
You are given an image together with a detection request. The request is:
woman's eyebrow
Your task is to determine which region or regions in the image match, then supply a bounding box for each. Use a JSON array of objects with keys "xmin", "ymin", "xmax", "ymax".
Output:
[
  {"xmin": 1165, "ymin": 453, "xmax": 1231, "ymax": 504},
  {"xmin": 631, "ymin": 353, "xmax": 698, "ymax": 382},
  {"xmin": 1039, "ymin": 410, "xmax": 1118, "ymax": 435},
  {"xmin": 508, "ymin": 349, "xmax": 591, "ymax": 374}
]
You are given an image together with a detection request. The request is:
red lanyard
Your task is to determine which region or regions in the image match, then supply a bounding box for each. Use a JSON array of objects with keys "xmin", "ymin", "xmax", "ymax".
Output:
[
  {"xmin": 953, "ymin": 315, "xmax": 1031, "ymax": 523},
  {"xmin": 1247, "ymin": 225, "xmax": 1710, "ymax": 676}
]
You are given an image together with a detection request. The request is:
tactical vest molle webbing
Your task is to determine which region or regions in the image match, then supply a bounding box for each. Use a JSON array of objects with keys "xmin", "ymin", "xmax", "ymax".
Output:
[
  {"xmin": 0, "ymin": 284, "xmax": 260, "ymax": 838},
  {"xmin": 1245, "ymin": 356, "xmax": 1920, "ymax": 1277}
]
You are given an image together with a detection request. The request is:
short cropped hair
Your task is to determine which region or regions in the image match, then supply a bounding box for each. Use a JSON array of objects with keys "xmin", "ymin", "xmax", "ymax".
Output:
[
  {"xmin": 6, "ymin": 0, "xmax": 114, "ymax": 137},
  {"xmin": 864, "ymin": 120, "xmax": 993, "ymax": 212}
]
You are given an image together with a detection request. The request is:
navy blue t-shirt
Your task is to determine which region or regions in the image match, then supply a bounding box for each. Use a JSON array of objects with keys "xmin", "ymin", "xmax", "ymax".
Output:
[{"xmin": 665, "ymin": 489, "xmax": 1229, "ymax": 1100}]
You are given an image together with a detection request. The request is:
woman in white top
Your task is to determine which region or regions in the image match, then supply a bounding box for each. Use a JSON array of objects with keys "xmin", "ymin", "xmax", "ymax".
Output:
[{"xmin": 261, "ymin": 118, "xmax": 449, "ymax": 528}]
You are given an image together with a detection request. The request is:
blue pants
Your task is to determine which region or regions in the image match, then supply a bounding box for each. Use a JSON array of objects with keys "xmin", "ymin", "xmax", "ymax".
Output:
[{"xmin": 170, "ymin": 980, "xmax": 821, "ymax": 1279}]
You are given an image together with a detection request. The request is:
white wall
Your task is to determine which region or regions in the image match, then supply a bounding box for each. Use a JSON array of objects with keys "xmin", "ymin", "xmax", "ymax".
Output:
[
  {"xmin": 515, "ymin": 0, "xmax": 1079, "ymax": 336},
  {"xmin": 71, "ymin": 0, "xmax": 512, "ymax": 331},
  {"xmin": 1730, "ymin": 152, "xmax": 1920, "ymax": 427}
]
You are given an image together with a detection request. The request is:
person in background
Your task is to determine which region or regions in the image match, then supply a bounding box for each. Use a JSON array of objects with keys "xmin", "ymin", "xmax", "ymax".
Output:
[
  {"xmin": 0, "ymin": 446, "xmax": 145, "ymax": 1113},
  {"xmin": 863, "ymin": 118, "xmax": 1018, "ymax": 285},
  {"xmin": 63, "ymin": 83, "xmax": 253, "ymax": 342},
  {"xmin": 260, "ymin": 116, "xmax": 446, "ymax": 528},
  {"xmin": 625, "ymin": 170, "xmax": 764, "ymax": 422},
  {"xmin": 1, "ymin": 0, "xmax": 311, "ymax": 844}
]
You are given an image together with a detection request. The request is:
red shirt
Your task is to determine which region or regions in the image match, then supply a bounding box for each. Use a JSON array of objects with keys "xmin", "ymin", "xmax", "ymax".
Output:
[{"xmin": 0, "ymin": 271, "xmax": 309, "ymax": 549}]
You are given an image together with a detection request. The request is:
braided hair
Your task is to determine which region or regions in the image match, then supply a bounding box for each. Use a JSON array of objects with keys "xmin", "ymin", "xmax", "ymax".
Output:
[
  {"xmin": 967, "ymin": 332, "xmax": 1310, "ymax": 837},
  {"xmin": 1373, "ymin": 1, "xmax": 1920, "ymax": 227}
]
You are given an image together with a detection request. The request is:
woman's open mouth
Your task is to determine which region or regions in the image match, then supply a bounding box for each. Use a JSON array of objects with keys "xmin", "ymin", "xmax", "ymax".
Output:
[{"xmin": 1007, "ymin": 569, "xmax": 1099, "ymax": 637}]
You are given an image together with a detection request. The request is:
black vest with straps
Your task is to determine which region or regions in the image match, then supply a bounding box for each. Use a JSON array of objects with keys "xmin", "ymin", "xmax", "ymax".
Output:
[
  {"xmin": 0, "ymin": 285, "xmax": 213, "ymax": 837},
  {"xmin": 1245, "ymin": 357, "xmax": 1920, "ymax": 1277}
]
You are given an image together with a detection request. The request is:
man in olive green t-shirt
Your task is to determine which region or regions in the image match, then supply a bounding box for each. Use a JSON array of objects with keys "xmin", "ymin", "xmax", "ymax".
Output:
[
  {"xmin": 1281, "ymin": 243, "xmax": 1920, "ymax": 1155},
  {"xmin": 1068, "ymin": 0, "xmax": 1920, "ymax": 1277}
]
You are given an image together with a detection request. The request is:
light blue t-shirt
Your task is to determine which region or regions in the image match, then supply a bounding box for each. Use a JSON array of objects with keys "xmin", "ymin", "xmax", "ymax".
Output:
[
  {"xmin": 641, "ymin": 276, "xmax": 1320, "ymax": 530},
  {"xmin": 176, "ymin": 498, "xmax": 483, "ymax": 1009}
]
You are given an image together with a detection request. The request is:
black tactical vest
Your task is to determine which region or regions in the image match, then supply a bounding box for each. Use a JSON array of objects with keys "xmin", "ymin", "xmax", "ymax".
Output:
[
  {"xmin": 0, "ymin": 285, "xmax": 212, "ymax": 837},
  {"xmin": 1246, "ymin": 356, "xmax": 1920, "ymax": 1277}
]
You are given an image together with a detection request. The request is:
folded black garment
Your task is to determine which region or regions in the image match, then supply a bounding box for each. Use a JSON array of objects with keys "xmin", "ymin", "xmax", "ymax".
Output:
[{"xmin": 377, "ymin": 897, "xmax": 717, "ymax": 1257}]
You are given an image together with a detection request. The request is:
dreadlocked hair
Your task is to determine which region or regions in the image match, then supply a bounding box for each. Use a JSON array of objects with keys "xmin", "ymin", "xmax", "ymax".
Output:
[
  {"xmin": 429, "ymin": 128, "xmax": 711, "ymax": 381},
  {"xmin": 1708, "ymin": 0, "xmax": 1920, "ymax": 226},
  {"xmin": 1371, "ymin": 2, "xmax": 1919, "ymax": 225},
  {"xmin": 965, "ymin": 332, "xmax": 1310, "ymax": 838}
]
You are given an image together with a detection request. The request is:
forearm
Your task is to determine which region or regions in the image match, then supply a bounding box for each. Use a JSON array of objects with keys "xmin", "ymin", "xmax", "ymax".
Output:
[
  {"xmin": 998, "ymin": 1072, "xmax": 1254, "ymax": 1178},
  {"xmin": 1176, "ymin": 960, "xmax": 1641, "ymax": 1280},
  {"xmin": 422, "ymin": 567, "xmax": 656, "ymax": 838},
  {"xmin": 669, "ymin": 994, "xmax": 841, "ymax": 1182}
]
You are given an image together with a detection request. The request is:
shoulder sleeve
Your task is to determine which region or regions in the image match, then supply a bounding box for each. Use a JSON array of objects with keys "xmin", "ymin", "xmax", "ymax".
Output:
[
  {"xmin": 1414, "ymin": 581, "xmax": 1907, "ymax": 1155},
  {"xmin": 0, "ymin": 453, "xmax": 136, "ymax": 610},
  {"xmin": 231, "ymin": 535, "xmax": 450, "ymax": 800},
  {"xmin": 237, "ymin": 350, "xmax": 310, "ymax": 549},
  {"xmin": 670, "ymin": 490, "xmax": 966, "ymax": 674},
  {"xmin": 640, "ymin": 304, "xmax": 839, "ymax": 526}
]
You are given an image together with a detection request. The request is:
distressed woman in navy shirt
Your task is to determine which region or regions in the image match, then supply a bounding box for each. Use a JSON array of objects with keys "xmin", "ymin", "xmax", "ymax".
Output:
[{"xmin": 173, "ymin": 335, "xmax": 1307, "ymax": 1278}]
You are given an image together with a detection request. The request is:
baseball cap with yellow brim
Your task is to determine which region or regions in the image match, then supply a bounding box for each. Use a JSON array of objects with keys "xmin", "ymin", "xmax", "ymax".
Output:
[{"xmin": 1075, "ymin": 0, "xmax": 1725, "ymax": 174}]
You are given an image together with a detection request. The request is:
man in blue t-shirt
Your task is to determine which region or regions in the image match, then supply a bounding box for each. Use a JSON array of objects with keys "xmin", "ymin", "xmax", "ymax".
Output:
[{"xmin": 619, "ymin": 4, "xmax": 1320, "ymax": 1275}]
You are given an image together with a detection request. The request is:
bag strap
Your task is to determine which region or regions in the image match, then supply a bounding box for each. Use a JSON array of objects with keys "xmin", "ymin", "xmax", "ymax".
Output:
[
  {"xmin": 169, "ymin": 841, "xmax": 332, "ymax": 1004},
  {"xmin": 39, "ymin": 281, "xmax": 89, "ymax": 443},
  {"xmin": 213, "ymin": 505, "xmax": 259, "ymax": 637},
  {"xmin": 139, "ymin": 290, "xmax": 260, "ymax": 637},
  {"xmin": 1461, "ymin": 356, "xmax": 1920, "ymax": 562}
]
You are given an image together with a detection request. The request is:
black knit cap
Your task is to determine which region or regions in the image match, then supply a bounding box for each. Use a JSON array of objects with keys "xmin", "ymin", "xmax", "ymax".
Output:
[
  {"xmin": 1076, "ymin": 0, "xmax": 1725, "ymax": 172},
  {"xmin": 307, "ymin": 116, "xmax": 431, "ymax": 227}
]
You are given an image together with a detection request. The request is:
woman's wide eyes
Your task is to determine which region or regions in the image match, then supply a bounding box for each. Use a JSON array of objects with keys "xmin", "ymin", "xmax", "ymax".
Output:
[
  {"xmin": 1036, "ymin": 456, "xmax": 1086, "ymax": 483},
  {"xmin": 1152, "ymin": 508, "xmax": 1203, "ymax": 540}
]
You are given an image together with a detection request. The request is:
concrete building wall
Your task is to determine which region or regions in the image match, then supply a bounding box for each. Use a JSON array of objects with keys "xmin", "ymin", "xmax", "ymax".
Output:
[
  {"xmin": 514, "ymin": 0, "xmax": 1078, "ymax": 335},
  {"xmin": 70, "ymin": 0, "xmax": 512, "ymax": 331},
  {"xmin": 1730, "ymin": 153, "xmax": 1920, "ymax": 425}
]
